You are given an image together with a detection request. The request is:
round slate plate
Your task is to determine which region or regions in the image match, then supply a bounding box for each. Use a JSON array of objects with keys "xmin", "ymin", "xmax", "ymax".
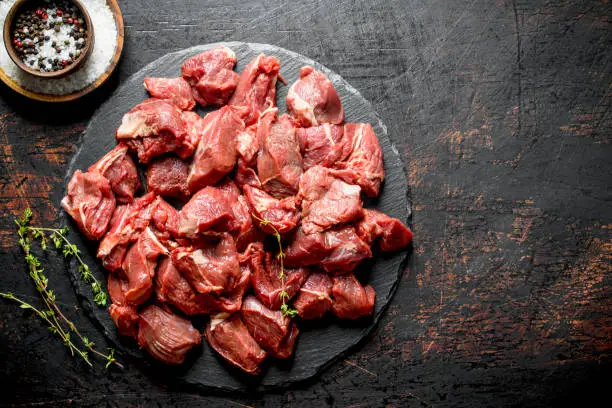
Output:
[{"xmin": 59, "ymin": 42, "xmax": 411, "ymax": 391}]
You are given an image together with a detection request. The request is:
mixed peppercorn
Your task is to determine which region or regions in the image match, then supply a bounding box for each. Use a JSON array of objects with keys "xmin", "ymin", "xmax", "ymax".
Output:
[{"xmin": 11, "ymin": 0, "xmax": 88, "ymax": 72}]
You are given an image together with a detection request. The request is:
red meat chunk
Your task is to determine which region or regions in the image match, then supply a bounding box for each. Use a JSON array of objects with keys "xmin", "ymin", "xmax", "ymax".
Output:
[
  {"xmin": 286, "ymin": 66, "xmax": 344, "ymax": 127},
  {"xmin": 333, "ymin": 123, "xmax": 384, "ymax": 197},
  {"xmin": 61, "ymin": 170, "xmax": 116, "ymax": 240},
  {"xmin": 178, "ymin": 186, "xmax": 236, "ymax": 238},
  {"xmin": 146, "ymin": 155, "xmax": 191, "ymax": 199},
  {"xmin": 176, "ymin": 111, "xmax": 205, "ymax": 159},
  {"xmin": 144, "ymin": 77, "xmax": 196, "ymax": 110},
  {"xmin": 107, "ymin": 273, "xmax": 139, "ymax": 338},
  {"xmin": 137, "ymin": 305, "xmax": 201, "ymax": 365},
  {"xmin": 299, "ymin": 166, "xmax": 363, "ymax": 234},
  {"xmin": 252, "ymin": 252, "xmax": 309, "ymax": 310},
  {"xmin": 121, "ymin": 227, "xmax": 169, "ymax": 305},
  {"xmin": 88, "ymin": 143, "xmax": 141, "ymax": 204},
  {"xmin": 205, "ymin": 313, "xmax": 267, "ymax": 375},
  {"xmin": 235, "ymin": 108, "xmax": 276, "ymax": 166},
  {"xmin": 296, "ymin": 123, "xmax": 350, "ymax": 170},
  {"xmin": 181, "ymin": 46, "xmax": 239, "ymax": 106},
  {"xmin": 284, "ymin": 226, "xmax": 372, "ymax": 273},
  {"xmin": 187, "ymin": 106, "xmax": 243, "ymax": 191},
  {"xmin": 149, "ymin": 198, "xmax": 180, "ymax": 244},
  {"xmin": 229, "ymin": 54, "xmax": 281, "ymax": 126},
  {"xmin": 171, "ymin": 234, "xmax": 241, "ymax": 295},
  {"xmin": 257, "ymin": 114, "xmax": 303, "ymax": 199},
  {"xmin": 234, "ymin": 158, "xmax": 262, "ymax": 189},
  {"xmin": 356, "ymin": 208, "xmax": 413, "ymax": 252},
  {"xmin": 243, "ymin": 185, "xmax": 300, "ymax": 235},
  {"xmin": 116, "ymin": 99, "xmax": 187, "ymax": 163},
  {"xmin": 241, "ymin": 295, "xmax": 299, "ymax": 358},
  {"xmin": 331, "ymin": 274, "xmax": 376, "ymax": 319},
  {"xmin": 293, "ymin": 272, "xmax": 333, "ymax": 319}
]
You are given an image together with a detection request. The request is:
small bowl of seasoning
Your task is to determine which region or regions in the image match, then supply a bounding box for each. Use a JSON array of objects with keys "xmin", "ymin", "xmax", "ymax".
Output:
[{"xmin": 3, "ymin": 0, "xmax": 94, "ymax": 78}]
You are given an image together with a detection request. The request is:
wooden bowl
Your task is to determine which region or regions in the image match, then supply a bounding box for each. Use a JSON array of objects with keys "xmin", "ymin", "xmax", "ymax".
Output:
[{"xmin": 3, "ymin": 0, "xmax": 94, "ymax": 78}]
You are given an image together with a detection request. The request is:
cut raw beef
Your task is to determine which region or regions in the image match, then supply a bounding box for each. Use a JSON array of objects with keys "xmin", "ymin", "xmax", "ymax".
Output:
[
  {"xmin": 150, "ymin": 198, "xmax": 180, "ymax": 244},
  {"xmin": 146, "ymin": 155, "xmax": 190, "ymax": 199},
  {"xmin": 257, "ymin": 114, "xmax": 303, "ymax": 198},
  {"xmin": 61, "ymin": 170, "xmax": 116, "ymax": 240},
  {"xmin": 286, "ymin": 66, "xmax": 344, "ymax": 127},
  {"xmin": 241, "ymin": 295, "xmax": 299, "ymax": 358},
  {"xmin": 88, "ymin": 143, "xmax": 141, "ymax": 204},
  {"xmin": 331, "ymin": 274, "xmax": 376, "ymax": 319},
  {"xmin": 296, "ymin": 124, "xmax": 350, "ymax": 170},
  {"xmin": 234, "ymin": 158, "xmax": 262, "ymax": 189},
  {"xmin": 171, "ymin": 234, "xmax": 241, "ymax": 295},
  {"xmin": 155, "ymin": 256, "xmax": 250, "ymax": 315},
  {"xmin": 356, "ymin": 208, "xmax": 413, "ymax": 252},
  {"xmin": 243, "ymin": 185, "xmax": 300, "ymax": 235},
  {"xmin": 252, "ymin": 252, "xmax": 309, "ymax": 310},
  {"xmin": 333, "ymin": 123, "xmax": 384, "ymax": 197},
  {"xmin": 176, "ymin": 111, "xmax": 204, "ymax": 159},
  {"xmin": 284, "ymin": 226, "xmax": 372, "ymax": 273},
  {"xmin": 121, "ymin": 227, "xmax": 169, "ymax": 304},
  {"xmin": 138, "ymin": 305, "xmax": 201, "ymax": 365},
  {"xmin": 107, "ymin": 273, "xmax": 139, "ymax": 337},
  {"xmin": 181, "ymin": 46, "xmax": 239, "ymax": 106},
  {"xmin": 274, "ymin": 322, "xmax": 299, "ymax": 359},
  {"xmin": 187, "ymin": 106, "xmax": 243, "ymax": 192},
  {"xmin": 178, "ymin": 186, "xmax": 236, "ymax": 238},
  {"xmin": 217, "ymin": 179, "xmax": 264, "ymax": 251},
  {"xmin": 299, "ymin": 166, "xmax": 363, "ymax": 234},
  {"xmin": 205, "ymin": 313, "xmax": 267, "ymax": 375},
  {"xmin": 236, "ymin": 108, "xmax": 276, "ymax": 166},
  {"xmin": 116, "ymin": 99, "xmax": 187, "ymax": 163},
  {"xmin": 293, "ymin": 272, "xmax": 333, "ymax": 319},
  {"xmin": 229, "ymin": 54, "xmax": 281, "ymax": 125},
  {"xmin": 97, "ymin": 193, "xmax": 157, "ymax": 262},
  {"xmin": 144, "ymin": 77, "xmax": 196, "ymax": 110}
]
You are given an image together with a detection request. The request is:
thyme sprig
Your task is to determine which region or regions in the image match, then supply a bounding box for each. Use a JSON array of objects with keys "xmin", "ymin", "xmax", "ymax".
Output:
[
  {"xmin": 252, "ymin": 214, "xmax": 298, "ymax": 318},
  {"xmin": 0, "ymin": 208, "xmax": 122, "ymax": 369}
]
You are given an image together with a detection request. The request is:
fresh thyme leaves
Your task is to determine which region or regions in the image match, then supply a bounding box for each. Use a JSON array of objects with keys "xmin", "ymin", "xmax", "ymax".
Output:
[
  {"xmin": 1, "ymin": 208, "xmax": 122, "ymax": 369},
  {"xmin": 16, "ymin": 209, "xmax": 107, "ymax": 307},
  {"xmin": 251, "ymin": 213, "xmax": 299, "ymax": 319}
]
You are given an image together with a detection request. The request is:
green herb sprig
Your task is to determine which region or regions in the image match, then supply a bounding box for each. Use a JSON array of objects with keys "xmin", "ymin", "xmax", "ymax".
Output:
[
  {"xmin": 252, "ymin": 214, "xmax": 298, "ymax": 319},
  {"xmin": 0, "ymin": 208, "xmax": 121, "ymax": 369}
]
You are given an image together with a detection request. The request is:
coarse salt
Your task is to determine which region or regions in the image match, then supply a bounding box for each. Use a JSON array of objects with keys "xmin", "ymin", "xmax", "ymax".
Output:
[{"xmin": 0, "ymin": 0, "xmax": 117, "ymax": 95}]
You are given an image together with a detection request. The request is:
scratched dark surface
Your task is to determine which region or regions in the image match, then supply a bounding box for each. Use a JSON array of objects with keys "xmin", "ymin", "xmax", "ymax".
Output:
[{"xmin": 0, "ymin": 0, "xmax": 610, "ymax": 407}]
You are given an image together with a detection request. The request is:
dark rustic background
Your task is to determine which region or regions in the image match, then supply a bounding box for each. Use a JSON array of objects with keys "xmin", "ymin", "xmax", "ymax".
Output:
[{"xmin": 0, "ymin": 0, "xmax": 610, "ymax": 407}]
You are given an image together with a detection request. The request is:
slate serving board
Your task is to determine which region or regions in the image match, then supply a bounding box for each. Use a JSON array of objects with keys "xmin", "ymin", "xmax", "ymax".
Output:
[{"xmin": 59, "ymin": 42, "xmax": 412, "ymax": 391}]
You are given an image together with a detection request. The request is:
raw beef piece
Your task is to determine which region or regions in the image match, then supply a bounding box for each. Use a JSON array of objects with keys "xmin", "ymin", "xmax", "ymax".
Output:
[
  {"xmin": 97, "ymin": 193, "xmax": 157, "ymax": 262},
  {"xmin": 356, "ymin": 209, "xmax": 413, "ymax": 252},
  {"xmin": 205, "ymin": 313, "xmax": 267, "ymax": 375},
  {"xmin": 155, "ymin": 257, "xmax": 250, "ymax": 315},
  {"xmin": 333, "ymin": 123, "xmax": 384, "ymax": 197},
  {"xmin": 286, "ymin": 66, "xmax": 344, "ymax": 127},
  {"xmin": 122, "ymin": 227, "xmax": 169, "ymax": 305},
  {"xmin": 107, "ymin": 273, "xmax": 139, "ymax": 338},
  {"xmin": 88, "ymin": 143, "xmax": 141, "ymax": 204},
  {"xmin": 234, "ymin": 158, "xmax": 262, "ymax": 189},
  {"xmin": 181, "ymin": 46, "xmax": 239, "ymax": 106},
  {"xmin": 293, "ymin": 272, "xmax": 333, "ymax": 319},
  {"xmin": 61, "ymin": 170, "xmax": 116, "ymax": 240},
  {"xmin": 176, "ymin": 111, "xmax": 204, "ymax": 159},
  {"xmin": 296, "ymin": 124, "xmax": 350, "ymax": 170},
  {"xmin": 284, "ymin": 226, "xmax": 372, "ymax": 273},
  {"xmin": 146, "ymin": 155, "xmax": 191, "ymax": 199},
  {"xmin": 257, "ymin": 114, "xmax": 303, "ymax": 198},
  {"xmin": 241, "ymin": 295, "xmax": 299, "ymax": 358},
  {"xmin": 331, "ymin": 274, "xmax": 376, "ymax": 319},
  {"xmin": 187, "ymin": 106, "xmax": 243, "ymax": 192},
  {"xmin": 299, "ymin": 166, "xmax": 363, "ymax": 234},
  {"xmin": 171, "ymin": 234, "xmax": 241, "ymax": 295},
  {"xmin": 252, "ymin": 252, "xmax": 309, "ymax": 310},
  {"xmin": 137, "ymin": 305, "xmax": 201, "ymax": 365},
  {"xmin": 243, "ymin": 185, "xmax": 300, "ymax": 235},
  {"xmin": 150, "ymin": 198, "xmax": 180, "ymax": 244},
  {"xmin": 116, "ymin": 99, "xmax": 186, "ymax": 163},
  {"xmin": 217, "ymin": 179, "xmax": 264, "ymax": 251},
  {"xmin": 178, "ymin": 186, "xmax": 236, "ymax": 238},
  {"xmin": 236, "ymin": 108, "xmax": 276, "ymax": 166},
  {"xmin": 144, "ymin": 77, "xmax": 196, "ymax": 110},
  {"xmin": 229, "ymin": 54, "xmax": 281, "ymax": 126}
]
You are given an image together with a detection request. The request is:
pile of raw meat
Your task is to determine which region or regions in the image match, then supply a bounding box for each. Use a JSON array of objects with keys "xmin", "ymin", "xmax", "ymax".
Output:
[{"xmin": 61, "ymin": 46, "xmax": 413, "ymax": 374}]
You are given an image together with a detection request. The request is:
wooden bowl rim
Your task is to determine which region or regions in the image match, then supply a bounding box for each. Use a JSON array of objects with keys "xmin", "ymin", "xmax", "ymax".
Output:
[{"xmin": 3, "ymin": 0, "xmax": 94, "ymax": 78}]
